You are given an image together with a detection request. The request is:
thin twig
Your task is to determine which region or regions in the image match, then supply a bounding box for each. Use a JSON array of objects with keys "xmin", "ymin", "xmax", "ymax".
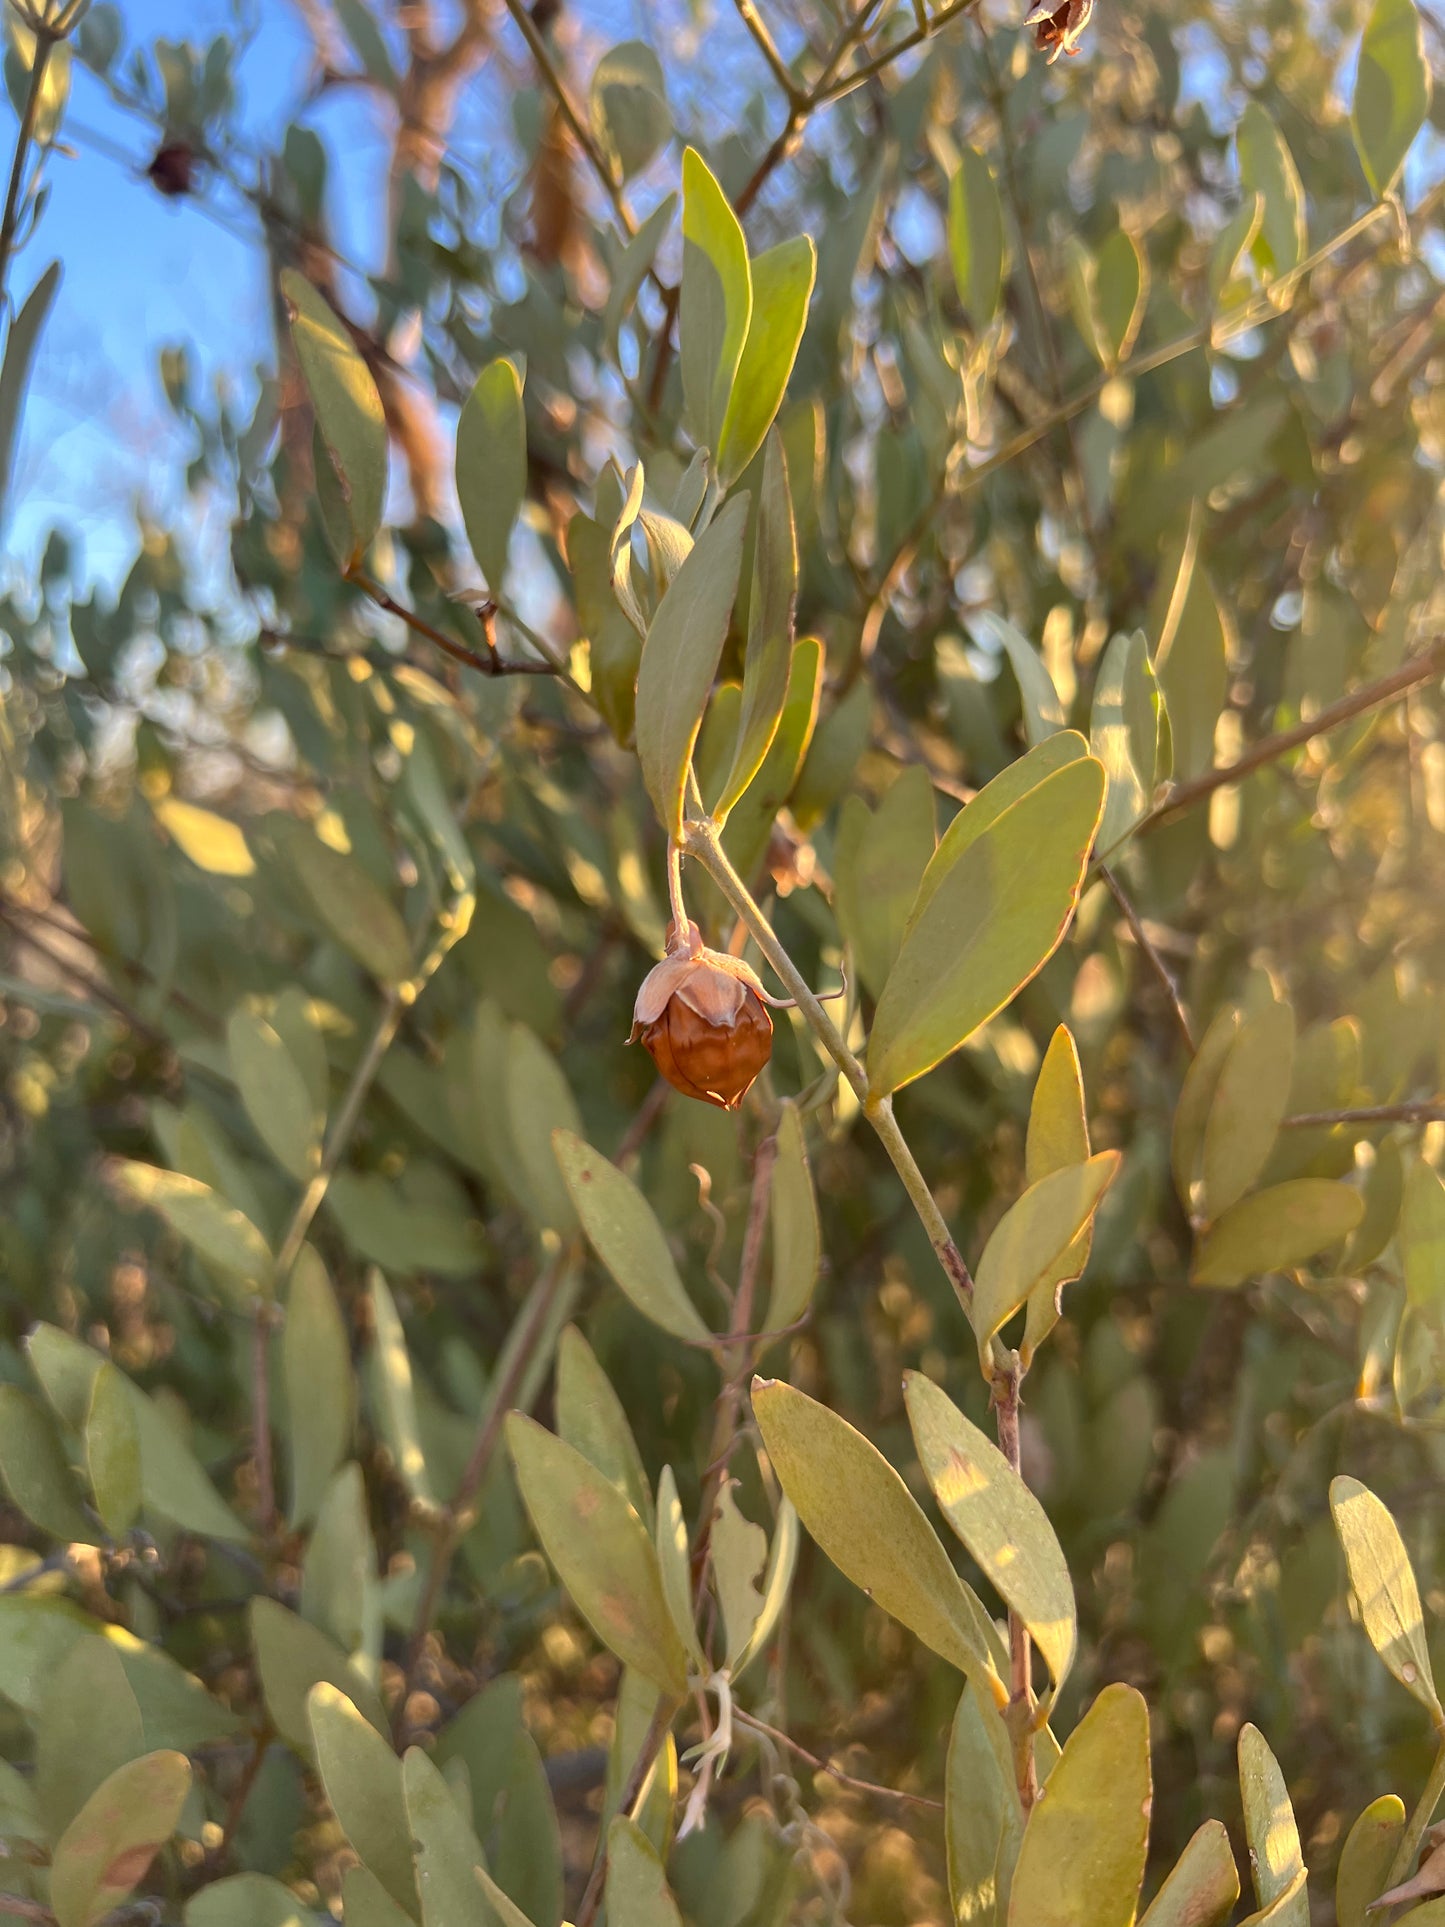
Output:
[
  {"xmin": 0, "ymin": 27, "xmax": 54, "ymax": 302},
  {"xmin": 732, "ymin": 0, "xmax": 803, "ymax": 102},
  {"xmin": 349, "ymin": 572, "xmax": 563, "ymax": 680},
  {"xmin": 733, "ymin": 1707, "xmax": 944, "ymax": 1812},
  {"xmin": 1282, "ymin": 1101, "xmax": 1445, "ymax": 1129},
  {"xmin": 575, "ymin": 1691, "xmax": 676, "ymax": 1927},
  {"xmin": 1138, "ymin": 635, "xmax": 1445, "ymax": 832},
  {"xmin": 497, "ymin": 0, "xmax": 636, "ymax": 238},
  {"xmin": 1101, "ymin": 865, "xmax": 1195, "ymax": 1051},
  {"xmin": 0, "ymin": 1897, "xmax": 54, "ymax": 1922}
]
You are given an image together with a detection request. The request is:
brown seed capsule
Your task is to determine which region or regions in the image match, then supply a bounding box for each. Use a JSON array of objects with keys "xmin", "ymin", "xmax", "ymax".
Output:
[
  {"xmin": 1025, "ymin": 0, "xmax": 1094, "ymax": 62},
  {"xmin": 630, "ymin": 921, "xmax": 774, "ymax": 1111}
]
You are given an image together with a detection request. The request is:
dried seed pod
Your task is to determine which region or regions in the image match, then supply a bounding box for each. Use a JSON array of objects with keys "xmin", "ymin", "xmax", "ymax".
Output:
[
  {"xmin": 1025, "ymin": 0, "xmax": 1094, "ymax": 62},
  {"xmin": 630, "ymin": 921, "xmax": 774, "ymax": 1111}
]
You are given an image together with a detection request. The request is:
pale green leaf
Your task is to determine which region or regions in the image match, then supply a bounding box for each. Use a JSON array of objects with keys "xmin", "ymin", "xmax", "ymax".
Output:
[
  {"xmin": 834, "ymin": 764, "xmax": 936, "ymax": 1002},
  {"xmin": 184, "ymin": 1873, "xmax": 312, "ymax": 1927},
  {"xmin": 276, "ymin": 823, "xmax": 412, "ymax": 986},
  {"xmin": 1137, "ymin": 1820, "xmax": 1240, "ymax": 1927},
  {"xmin": 0, "ymin": 1384, "xmax": 95, "ymax": 1542},
  {"xmin": 717, "ymin": 234, "xmax": 816, "ymax": 486},
  {"xmin": 713, "ymin": 1480, "xmax": 768, "ymax": 1669},
  {"xmin": 607, "ymin": 1814, "xmax": 685, "ymax": 1927},
  {"xmin": 1330, "ymin": 1475, "xmax": 1441, "ymax": 1717},
  {"xmin": 1237, "ymin": 1724, "xmax": 1308, "ymax": 1925},
  {"xmin": 948, "ymin": 147, "xmax": 1005, "ymax": 331},
  {"xmin": 655, "ymin": 1465, "xmax": 706, "ymax": 1671},
  {"xmin": 766, "ymin": 1098, "xmax": 820, "ymax": 1332},
  {"xmin": 37, "ymin": 1636, "xmax": 146, "ymax": 1842},
  {"xmin": 635, "ymin": 493, "xmax": 749, "ymax": 836},
  {"xmin": 904, "ymin": 1370, "xmax": 1076, "ymax": 1687},
  {"xmin": 732, "ymin": 1495, "xmax": 798, "ymax": 1678},
  {"xmin": 1353, "ymin": 0, "xmax": 1430, "ymax": 196},
  {"xmin": 680, "ymin": 147, "xmax": 752, "ymax": 452},
  {"xmin": 716, "ymin": 431, "xmax": 797, "ymax": 817},
  {"xmin": 50, "ymin": 1751, "xmax": 191, "ymax": 1927},
  {"xmin": 1200, "ymin": 996, "xmax": 1296, "ymax": 1219},
  {"xmin": 228, "ymin": 1006, "xmax": 322, "ymax": 1180},
  {"xmin": 457, "ymin": 357, "xmax": 526, "ymax": 593},
  {"xmin": 115, "ymin": 1160, "xmax": 273, "ymax": 1298},
  {"xmin": 285, "ymin": 1245, "xmax": 355, "ymax": 1528},
  {"xmin": 556, "ymin": 1323, "xmax": 654, "ymax": 1531},
  {"xmin": 605, "ymin": 193, "xmax": 677, "ymax": 360},
  {"xmin": 868, "ymin": 746, "xmax": 1105, "ymax": 1095},
  {"xmin": 1172, "ymin": 1006, "xmax": 1240, "ymax": 1213},
  {"xmin": 254, "ymin": 1599, "xmax": 388, "ymax": 1754},
  {"xmin": 590, "ymin": 41, "xmax": 670, "ymax": 181},
  {"xmin": 984, "ymin": 613, "xmax": 1066, "ymax": 747},
  {"xmin": 1191, "ymin": 1179, "xmax": 1364, "ymax": 1287},
  {"xmin": 1094, "ymin": 229, "xmax": 1148, "ymax": 366},
  {"xmin": 367, "ymin": 1268, "xmax": 433, "ymax": 1504},
  {"xmin": 85, "ymin": 1364, "xmax": 140, "ymax": 1539},
  {"xmin": 507, "ymin": 1414, "xmax": 689, "ymax": 1697},
  {"xmin": 1090, "ymin": 630, "xmax": 1161, "ymax": 854},
  {"xmin": 307, "ymin": 1682, "xmax": 417, "ymax": 1913},
  {"xmin": 0, "ymin": 258, "xmax": 60, "ymax": 535},
  {"xmin": 1402, "ymin": 1159, "xmax": 1445, "ymax": 1311},
  {"xmin": 554, "ymin": 1129, "xmax": 710, "ymax": 1343},
  {"xmin": 972, "ymin": 1153, "xmax": 1120, "ymax": 1375},
  {"xmin": 1236, "ymin": 106, "xmax": 1306, "ymax": 283},
  {"xmin": 1336, "ymin": 1795, "xmax": 1406, "ymax": 1927},
  {"xmin": 750, "ymin": 1377, "xmax": 1005, "ymax": 1685},
  {"xmin": 1022, "ymin": 1025, "xmax": 1093, "ymax": 1363},
  {"xmin": 947, "ymin": 1677, "xmax": 1020, "ymax": 1927},
  {"xmin": 403, "ymin": 1744, "xmax": 487, "ymax": 1927},
  {"xmin": 1006, "ymin": 1683, "xmax": 1151, "ymax": 1927},
  {"xmin": 476, "ymin": 1867, "xmax": 541, "ymax": 1927},
  {"xmin": 280, "ymin": 270, "xmax": 387, "ymax": 565},
  {"xmin": 506, "ymin": 1024, "xmax": 580, "ymax": 1233}
]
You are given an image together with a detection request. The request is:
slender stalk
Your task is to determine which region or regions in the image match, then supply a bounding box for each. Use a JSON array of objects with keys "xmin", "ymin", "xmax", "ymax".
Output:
[
  {"xmin": 1139, "ymin": 635, "xmax": 1445, "ymax": 833},
  {"xmin": 1282, "ymin": 1101, "xmax": 1445, "ymax": 1129},
  {"xmin": 993, "ymin": 1370, "xmax": 1039, "ymax": 1814},
  {"xmin": 497, "ymin": 0, "xmax": 636, "ymax": 238},
  {"xmin": 1384, "ymin": 1733, "xmax": 1445, "ymax": 1890},
  {"xmin": 575, "ymin": 1692, "xmax": 677, "ymax": 1927},
  {"xmin": 732, "ymin": 0, "xmax": 803, "ymax": 103},
  {"xmin": 1101, "ymin": 865, "xmax": 1196, "ymax": 1052},
  {"xmin": 394, "ymin": 1244, "xmax": 574, "ymax": 1738},
  {"xmin": 0, "ymin": 30, "xmax": 54, "ymax": 303},
  {"xmin": 666, "ymin": 839, "xmax": 689, "ymax": 936},
  {"xmin": 349, "ymin": 571, "xmax": 565, "ymax": 681},
  {"xmin": 733, "ymin": 1706, "xmax": 944, "ymax": 1811},
  {"xmin": 273, "ymin": 988, "xmax": 404, "ymax": 1281}
]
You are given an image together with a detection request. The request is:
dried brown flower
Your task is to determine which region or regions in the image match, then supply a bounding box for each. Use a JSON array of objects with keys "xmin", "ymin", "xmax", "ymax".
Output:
[
  {"xmin": 1026, "ymin": 0, "xmax": 1094, "ymax": 62},
  {"xmin": 630, "ymin": 921, "xmax": 774, "ymax": 1111}
]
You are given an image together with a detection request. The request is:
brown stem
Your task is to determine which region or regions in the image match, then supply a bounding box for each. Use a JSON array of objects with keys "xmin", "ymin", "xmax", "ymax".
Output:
[
  {"xmin": 393, "ymin": 1244, "xmax": 574, "ymax": 1739},
  {"xmin": 0, "ymin": 29, "xmax": 54, "ymax": 303},
  {"xmin": 732, "ymin": 1706, "xmax": 944, "ymax": 1811},
  {"xmin": 992, "ymin": 1365, "xmax": 1039, "ymax": 1814},
  {"xmin": 0, "ymin": 1897, "xmax": 54, "ymax": 1922},
  {"xmin": 732, "ymin": 0, "xmax": 803, "ymax": 102},
  {"xmin": 574, "ymin": 1692, "xmax": 677, "ymax": 1927},
  {"xmin": 1101, "ymin": 865, "xmax": 1196, "ymax": 1052},
  {"xmin": 691, "ymin": 1132, "xmax": 778, "ymax": 1607},
  {"xmin": 349, "ymin": 571, "xmax": 564, "ymax": 679},
  {"xmin": 1139, "ymin": 635, "xmax": 1445, "ymax": 833},
  {"xmin": 1282, "ymin": 1100, "xmax": 1445, "ymax": 1129}
]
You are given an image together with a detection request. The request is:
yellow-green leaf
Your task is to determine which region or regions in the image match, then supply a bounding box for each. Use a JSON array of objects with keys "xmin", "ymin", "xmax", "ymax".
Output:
[
  {"xmin": 1138, "ymin": 1820, "xmax": 1240, "ymax": 1927},
  {"xmin": 972, "ymin": 1153, "xmax": 1121, "ymax": 1375},
  {"xmin": 655, "ymin": 1465, "xmax": 706, "ymax": 1671},
  {"xmin": 507, "ymin": 1414, "xmax": 689, "ymax": 1697},
  {"xmin": 717, "ymin": 234, "xmax": 816, "ymax": 487},
  {"xmin": 680, "ymin": 147, "xmax": 751, "ymax": 452},
  {"xmin": 228, "ymin": 1007, "xmax": 322, "ymax": 1181},
  {"xmin": 766, "ymin": 1099, "xmax": 820, "ymax": 1333},
  {"xmin": 85, "ymin": 1365, "xmax": 140, "ymax": 1540},
  {"xmin": 1330, "ymin": 1474, "xmax": 1441, "ymax": 1717},
  {"xmin": 152, "ymin": 797, "xmax": 254, "ymax": 876},
  {"xmin": 750, "ymin": 1377, "xmax": 1004, "ymax": 1686},
  {"xmin": 948, "ymin": 146, "xmax": 1005, "ymax": 332},
  {"xmin": 457, "ymin": 356, "xmax": 526, "ymax": 593},
  {"xmin": 280, "ymin": 270, "xmax": 387, "ymax": 566},
  {"xmin": 947, "ymin": 1677, "xmax": 1020, "ymax": 1926},
  {"xmin": 868, "ymin": 746, "xmax": 1104, "ymax": 1095},
  {"xmin": 716, "ymin": 430, "xmax": 797, "ymax": 817},
  {"xmin": 1191, "ymin": 1179, "xmax": 1364, "ymax": 1288},
  {"xmin": 1237, "ymin": 1724, "xmax": 1307, "ymax": 1925},
  {"xmin": 834, "ymin": 764, "xmax": 936, "ymax": 1002},
  {"xmin": 307, "ymin": 1683, "xmax": 416, "ymax": 1914},
  {"xmin": 115, "ymin": 1161, "xmax": 273, "ymax": 1299},
  {"xmin": 1023, "ymin": 1025, "xmax": 1093, "ymax": 1363},
  {"xmin": 1236, "ymin": 106, "xmax": 1306, "ymax": 284},
  {"xmin": 253, "ymin": 1599, "xmax": 388, "ymax": 1753},
  {"xmin": 1353, "ymin": 0, "xmax": 1430, "ymax": 197},
  {"xmin": 635, "ymin": 493, "xmax": 749, "ymax": 837},
  {"xmin": 556, "ymin": 1324, "xmax": 654, "ymax": 1531},
  {"xmin": 1201, "ymin": 995, "xmax": 1295, "ymax": 1219},
  {"xmin": 1402, "ymin": 1158, "xmax": 1445, "ymax": 1311},
  {"xmin": 0, "ymin": 1384, "xmax": 95, "ymax": 1543},
  {"xmin": 607, "ymin": 1814, "xmax": 684, "ymax": 1927},
  {"xmin": 1006, "ymin": 1683, "xmax": 1151, "ymax": 1927},
  {"xmin": 905, "ymin": 1370, "xmax": 1076, "ymax": 1687},
  {"xmin": 554, "ymin": 1128, "xmax": 707, "ymax": 1341},
  {"xmin": 50, "ymin": 1750, "xmax": 191, "ymax": 1927},
  {"xmin": 1336, "ymin": 1795, "xmax": 1406, "ymax": 1927}
]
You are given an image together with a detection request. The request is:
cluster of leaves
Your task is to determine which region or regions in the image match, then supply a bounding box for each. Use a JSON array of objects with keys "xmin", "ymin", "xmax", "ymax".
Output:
[{"xmin": 2, "ymin": 0, "xmax": 1445, "ymax": 1921}]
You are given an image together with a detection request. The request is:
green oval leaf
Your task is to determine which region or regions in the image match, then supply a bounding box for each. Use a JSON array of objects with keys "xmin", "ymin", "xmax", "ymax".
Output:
[
  {"xmin": 254, "ymin": 1599, "xmax": 388, "ymax": 1754},
  {"xmin": 1336, "ymin": 1795, "xmax": 1406, "ymax": 1927},
  {"xmin": 635, "ymin": 492, "xmax": 749, "ymax": 837},
  {"xmin": 1236, "ymin": 105, "xmax": 1306, "ymax": 283},
  {"xmin": 1200, "ymin": 995, "xmax": 1296, "ymax": 1220},
  {"xmin": 280, "ymin": 269, "xmax": 387, "ymax": 566},
  {"xmin": 716, "ymin": 430, "xmax": 797, "ymax": 818},
  {"xmin": 1138, "ymin": 1820, "xmax": 1240, "ymax": 1927},
  {"xmin": 972, "ymin": 1152, "xmax": 1121, "ymax": 1374},
  {"xmin": 1237, "ymin": 1724, "xmax": 1307, "ymax": 1924},
  {"xmin": 554, "ymin": 1128, "xmax": 711, "ymax": 1343},
  {"xmin": 50, "ymin": 1750, "xmax": 191, "ymax": 1927},
  {"xmin": 868, "ymin": 749, "xmax": 1105, "ymax": 1095},
  {"xmin": 228, "ymin": 1006, "xmax": 322, "ymax": 1181},
  {"xmin": 946, "ymin": 1677, "xmax": 1020, "ymax": 1927},
  {"xmin": 457, "ymin": 356, "xmax": 526, "ymax": 594},
  {"xmin": 904, "ymin": 1370, "xmax": 1076, "ymax": 1687},
  {"xmin": 948, "ymin": 146, "xmax": 1005, "ymax": 332},
  {"xmin": 85, "ymin": 1364, "xmax": 140, "ymax": 1540},
  {"xmin": 1007, "ymin": 1682, "xmax": 1151, "ymax": 1927},
  {"xmin": 37, "ymin": 1637, "xmax": 145, "ymax": 1844},
  {"xmin": 115, "ymin": 1160, "xmax": 274, "ymax": 1299},
  {"xmin": 556, "ymin": 1324, "xmax": 654, "ymax": 1531},
  {"xmin": 285, "ymin": 1246, "xmax": 355, "ymax": 1529},
  {"xmin": 606, "ymin": 1814, "xmax": 684, "ymax": 1927},
  {"xmin": 766, "ymin": 1099, "xmax": 820, "ymax": 1332},
  {"xmin": 307, "ymin": 1682, "xmax": 417, "ymax": 1913},
  {"xmin": 834, "ymin": 764, "xmax": 937, "ymax": 1003},
  {"xmin": 717, "ymin": 234, "xmax": 816, "ymax": 487},
  {"xmin": 1402, "ymin": 1157, "xmax": 1445, "ymax": 1311},
  {"xmin": 0, "ymin": 1383, "xmax": 95, "ymax": 1543},
  {"xmin": 1330, "ymin": 1474, "xmax": 1441, "ymax": 1718},
  {"xmin": 1191, "ymin": 1179, "xmax": 1364, "ymax": 1287},
  {"xmin": 750, "ymin": 1377, "xmax": 1004, "ymax": 1686},
  {"xmin": 506, "ymin": 1414, "xmax": 689, "ymax": 1697},
  {"xmin": 680, "ymin": 147, "xmax": 752, "ymax": 452},
  {"xmin": 1353, "ymin": 0, "xmax": 1430, "ymax": 197},
  {"xmin": 590, "ymin": 41, "xmax": 671, "ymax": 181}
]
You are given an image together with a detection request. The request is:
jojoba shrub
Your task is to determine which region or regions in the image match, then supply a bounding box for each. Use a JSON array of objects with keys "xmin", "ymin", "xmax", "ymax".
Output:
[{"xmin": 1, "ymin": 0, "xmax": 1445, "ymax": 1921}]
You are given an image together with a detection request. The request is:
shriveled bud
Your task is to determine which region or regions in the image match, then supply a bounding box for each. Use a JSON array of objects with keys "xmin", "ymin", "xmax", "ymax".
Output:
[
  {"xmin": 630, "ymin": 921, "xmax": 773, "ymax": 1111},
  {"xmin": 1025, "ymin": 0, "xmax": 1093, "ymax": 61}
]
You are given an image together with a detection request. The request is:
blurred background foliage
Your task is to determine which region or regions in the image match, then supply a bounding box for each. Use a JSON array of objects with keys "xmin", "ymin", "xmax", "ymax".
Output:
[{"xmin": 1, "ymin": 0, "xmax": 1445, "ymax": 1918}]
